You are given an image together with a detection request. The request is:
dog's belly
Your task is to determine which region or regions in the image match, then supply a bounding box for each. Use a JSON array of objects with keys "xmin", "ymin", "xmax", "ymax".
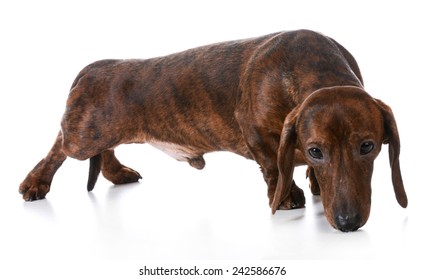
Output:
[{"xmin": 147, "ymin": 137, "xmax": 252, "ymax": 169}]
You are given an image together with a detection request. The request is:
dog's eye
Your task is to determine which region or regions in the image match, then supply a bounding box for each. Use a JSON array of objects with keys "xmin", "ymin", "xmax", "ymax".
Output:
[
  {"xmin": 308, "ymin": 148, "xmax": 323, "ymax": 159},
  {"xmin": 360, "ymin": 141, "xmax": 374, "ymax": 155}
]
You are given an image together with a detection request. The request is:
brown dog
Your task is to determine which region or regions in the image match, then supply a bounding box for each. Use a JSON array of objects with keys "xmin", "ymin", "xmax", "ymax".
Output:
[{"xmin": 19, "ymin": 29, "xmax": 407, "ymax": 231}]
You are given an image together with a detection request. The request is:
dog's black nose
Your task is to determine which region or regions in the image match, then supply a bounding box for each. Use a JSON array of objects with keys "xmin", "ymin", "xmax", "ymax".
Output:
[{"xmin": 335, "ymin": 213, "xmax": 361, "ymax": 232}]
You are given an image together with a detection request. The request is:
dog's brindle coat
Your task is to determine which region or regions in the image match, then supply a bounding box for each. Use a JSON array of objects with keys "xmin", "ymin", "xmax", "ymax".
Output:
[{"xmin": 19, "ymin": 30, "xmax": 407, "ymax": 232}]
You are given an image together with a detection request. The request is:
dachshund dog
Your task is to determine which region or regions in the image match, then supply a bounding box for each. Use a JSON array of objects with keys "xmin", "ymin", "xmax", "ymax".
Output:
[{"xmin": 19, "ymin": 29, "xmax": 407, "ymax": 232}]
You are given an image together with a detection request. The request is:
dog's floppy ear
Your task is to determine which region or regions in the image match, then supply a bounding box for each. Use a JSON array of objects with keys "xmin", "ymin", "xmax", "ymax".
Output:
[
  {"xmin": 375, "ymin": 99, "xmax": 408, "ymax": 208},
  {"xmin": 271, "ymin": 108, "xmax": 299, "ymax": 214}
]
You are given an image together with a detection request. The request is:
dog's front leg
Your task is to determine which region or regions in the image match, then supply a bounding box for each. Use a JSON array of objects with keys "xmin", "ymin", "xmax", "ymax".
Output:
[{"xmin": 237, "ymin": 124, "xmax": 304, "ymax": 209}]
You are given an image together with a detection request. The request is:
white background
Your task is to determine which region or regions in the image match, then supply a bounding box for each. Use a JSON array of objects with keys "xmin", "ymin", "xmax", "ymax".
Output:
[{"xmin": 1, "ymin": 0, "xmax": 422, "ymax": 279}]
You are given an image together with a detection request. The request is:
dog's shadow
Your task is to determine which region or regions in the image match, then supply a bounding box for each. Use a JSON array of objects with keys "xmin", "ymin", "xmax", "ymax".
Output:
[
  {"xmin": 88, "ymin": 181, "xmax": 141, "ymax": 228},
  {"xmin": 311, "ymin": 195, "xmax": 325, "ymax": 215},
  {"xmin": 272, "ymin": 194, "xmax": 363, "ymax": 234},
  {"xmin": 106, "ymin": 181, "xmax": 142, "ymax": 202},
  {"xmin": 22, "ymin": 198, "xmax": 56, "ymax": 222},
  {"xmin": 309, "ymin": 195, "xmax": 333, "ymax": 232}
]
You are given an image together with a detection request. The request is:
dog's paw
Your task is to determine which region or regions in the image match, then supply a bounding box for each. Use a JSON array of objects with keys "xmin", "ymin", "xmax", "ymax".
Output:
[
  {"xmin": 277, "ymin": 184, "xmax": 305, "ymax": 210},
  {"xmin": 106, "ymin": 166, "xmax": 142, "ymax": 185},
  {"xmin": 19, "ymin": 178, "xmax": 50, "ymax": 201}
]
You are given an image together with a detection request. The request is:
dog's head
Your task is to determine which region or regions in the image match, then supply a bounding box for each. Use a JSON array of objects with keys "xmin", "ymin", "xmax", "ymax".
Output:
[{"xmin": 272, "ymin": 86, "xmax": 407, "ymax": 232}]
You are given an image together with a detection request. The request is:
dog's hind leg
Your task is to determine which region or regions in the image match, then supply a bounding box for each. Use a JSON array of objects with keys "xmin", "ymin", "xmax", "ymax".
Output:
[
  {"xmin": 19, "ymin": 132, "xmax": 67, "ymax": 201},
  {"xmin": 87, "ymin": 149, "xmax": 142, "ymax": 191}
]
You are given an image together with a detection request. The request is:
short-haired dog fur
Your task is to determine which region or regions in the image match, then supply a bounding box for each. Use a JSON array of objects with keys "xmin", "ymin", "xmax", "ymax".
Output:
[{"xmin": 19, "ymin": 30, "xmax": 407, "ymax": 232}]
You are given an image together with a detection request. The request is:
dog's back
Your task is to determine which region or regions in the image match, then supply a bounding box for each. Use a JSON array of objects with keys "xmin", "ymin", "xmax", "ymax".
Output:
[{"xmin": 63, "ymin": 30, "xmax": 361, "ymax": 162}]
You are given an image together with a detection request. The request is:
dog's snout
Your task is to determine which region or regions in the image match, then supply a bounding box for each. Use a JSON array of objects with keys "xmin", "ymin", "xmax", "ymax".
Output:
[{"xmin": 335, "ymin": 213, "xmax": 361, "ymax": 232}]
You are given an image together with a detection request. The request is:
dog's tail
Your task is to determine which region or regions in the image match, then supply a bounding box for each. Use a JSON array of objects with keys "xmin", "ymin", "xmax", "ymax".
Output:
[{"xmin": 87, "ymin": 154, "xmax": 102, "ymax": 191}]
